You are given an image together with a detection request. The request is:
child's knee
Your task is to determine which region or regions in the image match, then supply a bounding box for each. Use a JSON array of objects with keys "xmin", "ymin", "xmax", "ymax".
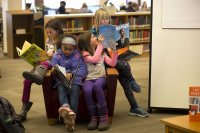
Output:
[{"xmin": 116, "ymin": 61, "xmax": 131, "ymax": 72}]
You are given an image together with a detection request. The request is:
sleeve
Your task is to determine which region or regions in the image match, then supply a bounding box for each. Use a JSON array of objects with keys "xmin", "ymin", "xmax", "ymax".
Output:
[
  {"xmin": 82, "ymin": 43, "xmax": 103, "ymax": 63},
  {"xmin": 50, "ymin": 54, "xmax": 60, "ymax": 67},
  {"xmin": 71, "ymin": 54, "xmax": 88, "ymax": 78},
  {"xmin": 104, "ymin": 50, "xmax": 118, "ymax": 67}
]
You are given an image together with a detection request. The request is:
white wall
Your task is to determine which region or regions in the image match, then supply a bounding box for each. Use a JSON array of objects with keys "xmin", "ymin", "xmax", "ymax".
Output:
[
  {"xmin": 2, "ymin": 0, "xmax": 23, "ymax": 53},
  {"xmin": 150, "ymin": 0, "xmax": 200, "ymax": 109}
]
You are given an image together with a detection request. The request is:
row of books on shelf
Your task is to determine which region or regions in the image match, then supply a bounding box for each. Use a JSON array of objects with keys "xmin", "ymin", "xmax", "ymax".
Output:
[
  {"xmin": 129, "ymin": 38, "xmax": 150, "ymax": 43},
  {"xmin": 110, "ymin": 16, "xmax": 150, "ymax": 26},
  {"xmin": 111, "ymin": 17, "xmax": 124, "ymax": 25},
  {"xmin": 60, "ymin": 19, "xmax": 150, "ymax": 32},
  {"xmin": 61, "ymin": 25, "xmax": 150, "ymax": 33},
  {"xmin": 129, "ymin": 24, "xmax": 150, "ymax": 28},
  {"xmin": 128, "ymin": 16, "xmax": 150, "ymax": 27},
  {"xmin": 61, "ymin": 19, "xmax": 85, "ymax": 32},
  {"xmin": 63, "ymin": 27, "xmax": 84, "ymax": 32},
  {"xmin": 129, "ymin": 30, "xmax": 150, "ymax": 42}
]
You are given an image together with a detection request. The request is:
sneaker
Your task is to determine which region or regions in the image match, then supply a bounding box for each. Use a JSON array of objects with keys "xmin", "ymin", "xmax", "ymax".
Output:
[
  {"xmin": 66, "ymin": 115, "xmax": 75, "ymax": 132},
  {"xmin": 59, "ymin": 106, "xmax": 76, "ymax": 132},
  {"xmin": 129, "ymin": 108, "xmax": 149, "ymax": 117},
  {"xmin": 130, "ymin": 80, "xmax": 141, "ymax": 93}
]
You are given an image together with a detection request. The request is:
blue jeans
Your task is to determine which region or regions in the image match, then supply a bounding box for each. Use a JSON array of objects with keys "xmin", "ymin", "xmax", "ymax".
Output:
[{"xmin": 56, "ymin": 83, "xmax": 80, "ymax": 114}]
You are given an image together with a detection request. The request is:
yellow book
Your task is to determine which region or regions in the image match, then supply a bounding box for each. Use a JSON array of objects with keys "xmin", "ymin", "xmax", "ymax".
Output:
[{"xmin": 16, "ymin": 41, "xmax": 49, "ymax": 66}]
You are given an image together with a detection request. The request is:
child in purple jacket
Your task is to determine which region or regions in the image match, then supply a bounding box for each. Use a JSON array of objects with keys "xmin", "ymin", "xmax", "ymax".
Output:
[{"xmin": 51, "ymin": 35, "xmax": 87, "ymax": 132}]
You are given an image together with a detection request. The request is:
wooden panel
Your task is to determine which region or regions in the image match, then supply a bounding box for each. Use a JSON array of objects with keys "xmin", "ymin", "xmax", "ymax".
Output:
[{"xmin": 161, "ymin": 115, "xmax": 200, "ymax": 133}]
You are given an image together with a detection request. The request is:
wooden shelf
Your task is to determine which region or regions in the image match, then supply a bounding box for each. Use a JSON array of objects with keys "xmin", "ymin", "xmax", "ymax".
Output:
[
  {"xmin": 6, "ymin": 10, "xmax": 34, "ymax": 58},
  {"xmin": 44, "ymin": 12, "xmax": 151, "ymax": 53}
]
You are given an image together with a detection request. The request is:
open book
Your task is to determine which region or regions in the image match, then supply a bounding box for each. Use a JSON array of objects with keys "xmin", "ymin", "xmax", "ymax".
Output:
[
  {"xmin": 54, "ymin": 65, "xmax": 71, "ymax": 92},
  {"xmin": 99, "ymin": 23, "xmax": 138, "ymax": 61},
  {"xmin": 16, "ymin": 41, "xmax": 49, "ymax": 66}
]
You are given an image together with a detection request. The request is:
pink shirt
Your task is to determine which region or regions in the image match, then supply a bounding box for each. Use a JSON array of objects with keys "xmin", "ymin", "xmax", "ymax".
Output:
[
  {"xmin": 82, "ymin": 43, "xmax": 118, "ymax": 67},
  {"xmin": 82, "ymin": 43, "xmax": 118, "ymax": 80}
]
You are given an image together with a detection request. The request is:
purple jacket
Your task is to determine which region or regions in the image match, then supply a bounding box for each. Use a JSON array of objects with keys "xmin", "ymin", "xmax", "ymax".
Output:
[{"xmin": 51, "ymin": 49, "xmax": 88, "ymax": 86}]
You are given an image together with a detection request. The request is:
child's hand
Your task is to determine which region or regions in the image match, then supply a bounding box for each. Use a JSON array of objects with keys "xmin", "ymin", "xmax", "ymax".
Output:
[
  {"xmin": 107, "ymin": 47, "xmax": 117, "ymax": 52},
  {"xmin": 107, "ymin": 48, "xmax": 112, "ymax": 52},
  {"xmin": 65, "ymin": 73, "xmax": 72, "ymax": 81},
  {"xmin": 47, "ymin": 49, "xmax": 54, "ymax": 57},
  {"xmin": 98, "ymin": 35, "xmax": 104, "ymax": 43}
]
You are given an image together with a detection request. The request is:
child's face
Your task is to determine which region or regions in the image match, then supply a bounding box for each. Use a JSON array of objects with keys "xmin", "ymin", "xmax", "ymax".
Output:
[
  {"xmin": 100, "ymin": 18, "xmax": 109, "ymax": 25},
  {"xmin": 46, "ymin": 27, "xmax": 58, "ymax": 40},
  {"xmin": 61, "ymin": 44, "xmax": 75, "ymax": 56},
  {"xmin": 90, "ymin": 34, "xmax": 98, "ymax": 47}
]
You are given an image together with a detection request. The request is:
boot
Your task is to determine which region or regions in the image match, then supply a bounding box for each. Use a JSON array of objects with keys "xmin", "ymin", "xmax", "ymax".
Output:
[
  {"xmin": 88, "ymin": 116, "xmax": 98, "ymax": 130},
  {"xmin": 97, "ymin": 104, "xmax": 109, "ymax": 131},
  {"xmin": 19, "ymin": 101, "xmax": 33, "ymax": 121},
  {"xmin": 98, "ymin": 115, "xmax": 109, "ymax": 131},
  {"xmin": 87, "ymin": 106, "xmax": 98, "ymax": 130},
  {"xmin": 22, "ymin": 65, "xmax": 48, "ymax": 85}
]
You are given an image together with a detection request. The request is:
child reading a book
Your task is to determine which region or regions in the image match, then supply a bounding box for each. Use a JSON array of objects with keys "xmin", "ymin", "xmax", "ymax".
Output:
[
  {"xmin": 51, "ymin": 35, "xmax": 87, "ymax": 132},
  {"xmin": 18, "ymin": 18, "xmax": 64, "ymax": 121},
  {"xmin": 93, "ymin": 8, "xmax": 149, "ymax": 117},
  {"xmin": 78, "ymin": 32, "xmax": 118, "ymax": 131}
]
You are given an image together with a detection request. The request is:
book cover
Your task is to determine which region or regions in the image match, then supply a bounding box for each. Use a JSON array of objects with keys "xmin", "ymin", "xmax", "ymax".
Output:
[
  {"xmin": 16, "ymin": 41, "xmax": 49, "ymax": 66},
  {"xmin": 189, "ymin": 86, "xmax": 200, "ymax": 121},
  {"xmin": 99, "ymin": 23, "xmax": 138, "ymax": 60},
  {"xmin": 99, "ymin": 23, "xmax": 130, "ymax": 49}
]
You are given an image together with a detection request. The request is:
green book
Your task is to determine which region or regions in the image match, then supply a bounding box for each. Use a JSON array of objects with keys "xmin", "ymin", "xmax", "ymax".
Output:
[{"xmin": 16, "ymin": 41, "xmax": 49, "ymax": 66}]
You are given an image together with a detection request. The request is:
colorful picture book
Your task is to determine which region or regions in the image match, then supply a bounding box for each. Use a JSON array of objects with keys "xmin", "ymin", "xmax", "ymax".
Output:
[
  {"xmin": 99, "ymin": 23, "xmax": 130, "ymax": 49},
  {"xmin": 16, "ymin": 41, "xmax": 49, "ymax": 66},
  {"xmin": 99, "ymin": 23, "xmax": 138, "ymax": 61},
  {"xmin": 189, "ymin": 86, "xmax": 200, "ymax": 121}
]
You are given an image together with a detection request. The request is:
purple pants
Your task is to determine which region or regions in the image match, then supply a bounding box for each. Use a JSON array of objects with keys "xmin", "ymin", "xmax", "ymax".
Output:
[
  {"xmin": 21, "ymin": 61, "xmax": 50, "ymax": 103},
  {"xmin": 83, "ymin": 77, "xmax": 106, "ymax": 108},
  {"xmin": 22, "ymin": 79, "xmax": 33, "ymax": 103}
]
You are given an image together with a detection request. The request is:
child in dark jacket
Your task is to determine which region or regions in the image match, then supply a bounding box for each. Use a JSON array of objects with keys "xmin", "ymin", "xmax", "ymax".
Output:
[{"xmin": 51, "ymin": 35, "xmax": 87, "ymax": 132}]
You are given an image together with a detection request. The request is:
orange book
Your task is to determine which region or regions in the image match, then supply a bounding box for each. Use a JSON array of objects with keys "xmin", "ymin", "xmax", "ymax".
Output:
[
  {"xmin": 109, "ymin": 47, "xmax": 128, "ymax": 57},
  {"xmin": 189, "ymin": 86, "xmax": 200, "ymax": 121}
]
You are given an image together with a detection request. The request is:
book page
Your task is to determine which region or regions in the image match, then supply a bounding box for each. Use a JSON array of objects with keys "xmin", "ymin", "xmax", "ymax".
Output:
[
  {"xmin": 16, "ymin": 47, "xmax": 22, "ymax": 56},
  {"xmin": 56, "ymin": 65, "xmax": 66, "ymax": 76},
  {"xmin": 21, "ymin": 41, "xmax": 32, "ymax": 53}
]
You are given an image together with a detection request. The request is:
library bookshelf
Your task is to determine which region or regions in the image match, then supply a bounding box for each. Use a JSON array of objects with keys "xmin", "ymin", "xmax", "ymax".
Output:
[
  {"xmin": 44, "ymin": 11, "xmax": 151, "ymax": 54},
  {"xmin": 6, "ymin": 10, "xmax": 34, "ymax": 58}
]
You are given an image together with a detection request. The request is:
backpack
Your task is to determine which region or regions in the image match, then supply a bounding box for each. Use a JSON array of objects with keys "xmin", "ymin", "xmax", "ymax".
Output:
[{"xmin": 0, "ymin": 96, "xmax": 25, "ymax": 133}]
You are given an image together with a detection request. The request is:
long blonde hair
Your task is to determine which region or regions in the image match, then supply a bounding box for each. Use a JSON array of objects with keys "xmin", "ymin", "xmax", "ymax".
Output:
[{"xmin": 94, "ymin": 8, "xmax": 111, "ymax": 27}]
